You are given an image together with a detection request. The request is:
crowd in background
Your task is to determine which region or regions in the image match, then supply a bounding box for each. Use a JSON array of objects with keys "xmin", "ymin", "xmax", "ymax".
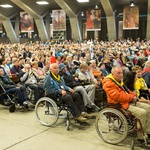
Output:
[{"xmin": 0, "ymin": 37, "xmax": 150, "ymax": 108}]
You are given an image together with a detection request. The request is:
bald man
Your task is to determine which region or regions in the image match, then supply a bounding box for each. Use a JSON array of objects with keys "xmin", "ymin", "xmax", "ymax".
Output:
[
  {"xmin": 102, "ymin": 66, "xmax": 150, "ymax": 143},
  {"xmin": 43, "ymin": 63, "xmax": 93, "ymax": 123}
]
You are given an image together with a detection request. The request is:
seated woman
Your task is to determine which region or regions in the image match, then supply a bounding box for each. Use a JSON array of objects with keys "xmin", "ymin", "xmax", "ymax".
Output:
[
  {"xmin": 124, "ymin": 67, "xmax": 150, "ymax": 104},
  {"xmin": 133, "ymin": 65, "xmax": 150, "ymax": 101},
  {"xmin": 89, "ymin": 60, "xmax": 104, "ymax": 82},
  {"xmin": 31, "ymin": 61, "xmax": 45, "ymax": 81}
]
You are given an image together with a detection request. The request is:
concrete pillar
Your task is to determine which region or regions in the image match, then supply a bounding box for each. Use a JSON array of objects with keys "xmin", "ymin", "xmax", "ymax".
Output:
[
  {"xmin": 46, "ymin": 13, "xmax": 50, "ymax": 39},
  {"xmin": 0, "ymin": 13, "xmax": 19, "ymax": 43},
  {"xmin": 100, "ymin": 0, "xmax": 116, "ymax": 41},
  {"xmin": 2, "ymin": 19, "xmax": 19, "ymax": 43},
  {"xmin": 146, "ymin": 0, "xmax": 150, "ymax": 39},
  {"xmin": 15, "ymin": 15, "xmax": 19, "ymax": 38}
]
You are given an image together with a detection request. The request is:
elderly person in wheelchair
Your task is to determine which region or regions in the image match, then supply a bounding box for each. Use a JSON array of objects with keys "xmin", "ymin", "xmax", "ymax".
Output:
[
  {"xmin": 0, "ymin": 66, "xmax": 34, "ymax": 108},
  {"xmin": 20, "ymin": 64, "xmax": 44, "ymax": 103},
  {"xmin": 102, "ymin": 66, "xmax": 150, "ymax": 144},
  {"xmin": 59, "ymin": 63, "xmax": 100, "ymax": 111},
  {"xmin": 43, "ymin": 63, "xmax": 93, "ymax": 123}
]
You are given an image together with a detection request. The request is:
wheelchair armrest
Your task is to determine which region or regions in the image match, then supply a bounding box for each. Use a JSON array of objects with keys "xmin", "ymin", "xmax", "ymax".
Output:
[
  {"xmin": 107, "ymin": 103, "xmax": 133, "ymax": 119},
  {"xmin": 106, "ymin": 103, "xmax": 121, "ymax": 109},
  {"xmin": 119, "ymin": 108, "xmax": 133, "ymax": 118}
]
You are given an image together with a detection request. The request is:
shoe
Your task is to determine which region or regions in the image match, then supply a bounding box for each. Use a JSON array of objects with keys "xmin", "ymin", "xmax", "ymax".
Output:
[
  {"xmin": 138, "ymin": 138, "xmax": 150, "ymax": 145},
  {"xmin": 81, "ymin": 112, "xmax": 95, "ymax": 119},
  {"xmin": 23, "ymin": 101, "xmax": 35, "ymax": 108},
  {"xmin": 87, "ymin": 106, "xmax": 95, "ymax": 113},
  {"xmin": 75, "ymin": 116, "xmax": 88, "ymax": 123},
  {"xmin": 91, "ymin": 104, "xmax": 100, "ymax": 111}
]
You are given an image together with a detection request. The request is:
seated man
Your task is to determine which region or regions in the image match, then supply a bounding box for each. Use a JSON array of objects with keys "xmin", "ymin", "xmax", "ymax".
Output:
[
  {"xmin": 43, "ymin": 63, "xmax": 93, "ymax": 123},
  {"xmin": 102, "ymin": 66, "xmax": 150, "ymax": 143},
  {"xmin": 20, "ymin": 64, "xmax": 44, "ymax": 103},
  {"xmin": 0, "ymin": 67, "xmax": 34, "ymax": 108},
  {"xmin": 77, "ymin": 63, "xmax": 98, "ymax": 103},
  {"xmin": 59, "ymin": 63, "xmax": 99, "ymax": 111}
]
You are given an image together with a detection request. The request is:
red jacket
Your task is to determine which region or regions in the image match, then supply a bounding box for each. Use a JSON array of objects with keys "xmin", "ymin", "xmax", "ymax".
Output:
[{"xmin": 102, "ymin": 77, "xmax": 135, "ymax": 109}]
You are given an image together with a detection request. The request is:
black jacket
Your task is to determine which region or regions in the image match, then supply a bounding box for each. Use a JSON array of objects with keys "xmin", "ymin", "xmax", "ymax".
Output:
[{"xmin": 23, "ymin": 51, "xmax": 32, "ymax": 59}]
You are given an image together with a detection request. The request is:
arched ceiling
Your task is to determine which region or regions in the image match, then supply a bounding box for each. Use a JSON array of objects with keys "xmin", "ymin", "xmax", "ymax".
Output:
[{"xmin": 0, "ymin": 0, "xmax": 148, "ymax": 18}]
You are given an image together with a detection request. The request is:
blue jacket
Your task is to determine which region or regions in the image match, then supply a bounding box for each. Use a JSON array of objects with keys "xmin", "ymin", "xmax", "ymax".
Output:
[
  {"xmin": 0, "ymin": 75, "xmax": 15, "ymax": 89},
  {"xmin": 43, "ymin": 72, "xmax": 71, "ymax": 96}
]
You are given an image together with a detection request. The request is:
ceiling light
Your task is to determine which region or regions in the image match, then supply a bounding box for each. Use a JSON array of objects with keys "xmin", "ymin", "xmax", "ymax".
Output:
[
  {"xmin": 130, "ymin": 1, "xmax": 135, "ymax": 7},
  {"xmin": 36, "ymin": 1, "xmax": 49, "ymax": 5},
  {"xmin": 77, "ymin": 0, "xmax": 89, "ymax": 3},
  {"xmin": 0, "ymin": 4, "xmax": 13, "ymax": 8},
  {"xmin": 95, "ymin": 5, "xmax": 99, "ymax": 9},
  {"xmin": 81, "ymin": 12, "xmax": 84, "ymax": 16}
]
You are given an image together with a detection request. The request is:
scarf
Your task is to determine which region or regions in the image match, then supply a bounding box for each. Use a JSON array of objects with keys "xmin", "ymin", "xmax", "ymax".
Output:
[
  {"xmin": 106, "ymin": 74, "xmax": 130, "ymax": 93},
  {"xmin": 50, "ymin": 71, "xmax": 61, "ymax": 82},
  {"xmin": 107, "ymin": 74, "xmax": 124, "ymax": 86}
]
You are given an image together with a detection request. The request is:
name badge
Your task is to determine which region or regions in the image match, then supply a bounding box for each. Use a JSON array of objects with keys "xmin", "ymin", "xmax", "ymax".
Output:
[{"xmin": 60, "ymin": 85, "xmax": 64, "ymax": 89}]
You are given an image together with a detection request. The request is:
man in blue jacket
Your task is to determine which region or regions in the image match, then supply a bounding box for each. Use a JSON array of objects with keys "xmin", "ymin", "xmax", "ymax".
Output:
[
  {"xmin": 0, "ymin": 67, "xmax": 34, "ymax": 108},
  {"xmin": 43, "ymin": 63, "xmax": 93, "ymax": 123}
]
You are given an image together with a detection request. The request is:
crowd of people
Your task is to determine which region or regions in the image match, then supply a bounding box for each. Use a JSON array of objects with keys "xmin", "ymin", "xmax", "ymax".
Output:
[{"xmin": 0, "ymin": 38, "xmax": 150, "ymax": 140}]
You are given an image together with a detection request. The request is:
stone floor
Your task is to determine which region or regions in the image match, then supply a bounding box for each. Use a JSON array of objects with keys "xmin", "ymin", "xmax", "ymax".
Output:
[{"xmin": 0, "ymin": 104, "xmax": 149, "ymax": 150}]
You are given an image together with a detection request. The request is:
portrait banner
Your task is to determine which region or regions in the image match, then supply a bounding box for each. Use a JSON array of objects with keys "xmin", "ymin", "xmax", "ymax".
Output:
[
  {"xmin": 52, "ymin": 10, "xmax": 66, "ymax": 31},
  {"xmin": 20, "ymin": 12, "xmax": 34, "ymax": 32},
  {"xmin": 0, "ymin": 21, "xmax": 2, "ymax": 33},
  {"xmin": 86, "ymin": 8, "xmax": 101, "ymax": 31},
  {"xmin": 123, "ymin": 6, "xmax": 139, "ymax": 30}
]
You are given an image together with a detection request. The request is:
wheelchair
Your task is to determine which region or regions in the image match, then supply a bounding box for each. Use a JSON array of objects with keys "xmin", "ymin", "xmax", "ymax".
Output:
[
  {"xmin": 0, "ymin": 83, "xmax": 33, "ymax": 112},
  {"xmin": 0, "ymin": 83, "xmax": 18, "ymax": 112},
  {"xmin": 95, "ymin": 103, "xmax": 148, "ymax": 150},
  {"xmin": 35, "ymin": 97, "xmax": 71, "ymax": 130}
]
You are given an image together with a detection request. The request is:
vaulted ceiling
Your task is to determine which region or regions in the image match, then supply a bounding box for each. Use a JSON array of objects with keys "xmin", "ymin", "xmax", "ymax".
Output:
[{"xmin": 0, "ymin": 0, "xmax": 148, "ymax": 18}]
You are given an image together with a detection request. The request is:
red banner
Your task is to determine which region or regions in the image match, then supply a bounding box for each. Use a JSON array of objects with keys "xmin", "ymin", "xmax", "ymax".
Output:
[
  {"xmin": 86, "ymin": 8, "xmax": 101, "ymax": 31},
  {"xmin": 123, "ymin": 6, "xmax": 139, "ymax": 30}
]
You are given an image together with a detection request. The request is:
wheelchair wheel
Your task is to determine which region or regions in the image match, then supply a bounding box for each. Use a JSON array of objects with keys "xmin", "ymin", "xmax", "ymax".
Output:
[
  {"xmin": 9, "ymin": 104, "xmax": 16, "ymax": 113},
  {"xmin": 35, "ymin": 97, "xmax": 59, "ymax": 127},
  {"xmin": 95, "ymin": 108, "xmax": 128, "ymax": 145}
]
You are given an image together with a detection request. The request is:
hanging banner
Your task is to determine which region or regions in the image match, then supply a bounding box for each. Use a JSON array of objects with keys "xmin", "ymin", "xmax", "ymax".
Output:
[
  {"xmin": 0, "ymin": 21, "xmax": 2, "ymax": 33},
  {"xmin": 123, "ymin": 6, "xmax": 139, "ymax": 30},
  {"xmin": 52, "ymin": 10, "xmax": 66, "ymax": 31},
  {"xmin": 20, "ymin": 12, "xmax": 34, "ymax": 32},
  {"xmin": 86, "ymin": 8, "xmax": 101, "ymax": 31}
]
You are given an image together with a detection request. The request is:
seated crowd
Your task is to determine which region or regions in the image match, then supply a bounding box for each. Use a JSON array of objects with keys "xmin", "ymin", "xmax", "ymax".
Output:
[{"xmin": 0, "ymin": 38, "xmax": 150, "ymax": 128}]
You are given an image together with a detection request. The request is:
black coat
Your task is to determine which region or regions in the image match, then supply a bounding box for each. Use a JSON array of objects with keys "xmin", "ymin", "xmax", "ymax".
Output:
[
  {"xmin": 23, "ymin": 51, "xmax": 32, "ymax": 59},
  {"xmin": 60, "ymin": 71, "xmax": 74, "ymax": 87}
]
